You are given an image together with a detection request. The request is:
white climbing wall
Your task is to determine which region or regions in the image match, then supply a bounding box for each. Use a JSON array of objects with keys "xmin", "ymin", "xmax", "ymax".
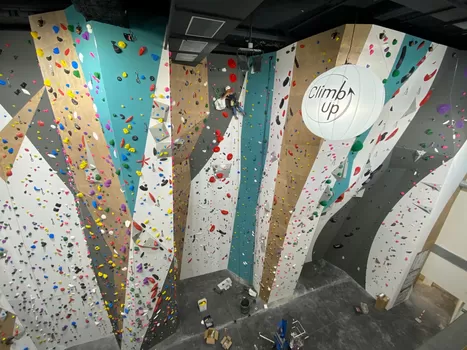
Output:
[
  {"xmin": 180, "ymin": 77, "xmax": 246, "ymax": 280},
  {"xmin": 0, "ymin": 136, "xmax": 113, "ymax": 350},
  {"xmin": 122, "ymin": 41, "xmax": 174, "ymax": 349}
]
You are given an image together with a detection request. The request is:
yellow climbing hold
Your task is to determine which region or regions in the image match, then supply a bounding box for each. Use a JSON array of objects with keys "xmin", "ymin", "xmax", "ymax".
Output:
[
  {"xmin": 129, "ymin": 147, "xmax": 135, "ymax": 153},
  {"xmin": 95, "ymin": 246, "xmax": 100, "ymax": 251},
  {"xmin": 63, "ymin": 137, "xmax": 70, "ymax": 144},
  {"xmin": 135, "ymin": 170, "xmax": 142, "ymax": 176},
  {"xmin": 122, "ymin": 72, "xmax": 128, "ymax": 78},
  {"xmin": 117, "ymin": 41, "xmax": 127, "ymax": 49},
  {"xmin": 123, "ymin": 128, "xmax": 129, "ymax": 134},
  {"xmin": 60, "ymin": 60, "xmax": 68, "ymax": 68},
  {"xmin": 67, "ymin": 90, "xmax": 75, "ymax": 98},
  {"xmin": 79, "ymin": 160, "xmax": 88, "ymax": 169},
  {"xmin": 76, "ymin": 192, "xmax": 84, "ymax": 198},
  {"xmin": 127, "ymin": 124, "xmax": 132, "ymax": 130},
  {"xmin": 167, "ymin": 208, "xmax": 173, "ymax": 214},
  {"xmin": 30, "ymin": 31, "xmax": 39, "ymax": 39},
  {"xmin": 36, "ymin": 48, "xmax": 44, "ymax": 57},
  {"xmin": 124, "ymin": 143, "xmax": 130, "ymax": 150}
]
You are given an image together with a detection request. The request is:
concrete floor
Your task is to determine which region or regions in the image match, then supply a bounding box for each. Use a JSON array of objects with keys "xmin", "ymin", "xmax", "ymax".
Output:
[{"xmin": 154, "ymin": 260, "xmax": 449, "ymax": 350}]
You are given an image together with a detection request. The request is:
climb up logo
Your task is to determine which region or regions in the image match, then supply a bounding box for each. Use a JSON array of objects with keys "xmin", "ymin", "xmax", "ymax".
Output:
[
  {"xmin": 301, "ymin": 65, "xmax": 385, "ymax": 140},
  {"xmin": 304, "ymin": 73, "xmax": 355, "ymax": 123}
]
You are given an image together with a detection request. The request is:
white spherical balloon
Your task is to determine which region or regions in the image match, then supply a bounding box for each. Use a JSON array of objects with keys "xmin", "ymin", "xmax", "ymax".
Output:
[{"xmin": 301, "ymin": 64, "xmax": 385, "ymax": 140}]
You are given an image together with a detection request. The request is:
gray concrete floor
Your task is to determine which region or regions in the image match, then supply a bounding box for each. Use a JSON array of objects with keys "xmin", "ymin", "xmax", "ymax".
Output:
[{"xmin": 154, "ymin": 260, "xmax": 450, "ymax": 350}]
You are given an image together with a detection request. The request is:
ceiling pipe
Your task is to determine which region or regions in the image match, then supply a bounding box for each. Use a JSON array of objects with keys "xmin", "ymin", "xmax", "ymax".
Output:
[{"xmin": 460, "ymin": 181, "xmax": 467, "ymax": 190}]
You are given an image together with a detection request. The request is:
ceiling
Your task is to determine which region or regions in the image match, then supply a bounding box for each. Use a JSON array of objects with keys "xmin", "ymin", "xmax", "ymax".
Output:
[{"xmin": 2, "ymin": 0, "xmax": 467, "ymax": 64}]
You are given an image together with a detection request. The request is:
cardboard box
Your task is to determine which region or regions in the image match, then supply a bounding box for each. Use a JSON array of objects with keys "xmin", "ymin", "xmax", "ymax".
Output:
[
  {"xmin": 375, "ymin": 294, "xmax": 390, "ymax": 311},
  {"xmin": 221, "ymin": 335, "xmax": 233, "ymax": 349},
  {"xmin": 204, "ymin": 328, "xmax": 219, "ymax": 345}
]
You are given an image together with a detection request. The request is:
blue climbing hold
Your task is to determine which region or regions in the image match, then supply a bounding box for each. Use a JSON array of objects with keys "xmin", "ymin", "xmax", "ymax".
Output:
[
  {"xmin": 49, "ymin": 233, "xmax": 55, "ymax": 239},
  {"xmin": 51, "ymin": 149, "xmax": 58, "ymax": 156},
  {"xmin": 1, "ymin": 139, "xmax": 7, "ymax": 143},
  {"xmin": 122, "ymin": 154, "xmax": 128, "ymax": 161},
  {"xmin": 7, "ymin": 148, "xmax": 13, "ymax": 154},
  {"xmin": 140, "ymin": 75, "xmax": 146, "ymax": 80},
  {"xmin": 72, "ymin": 61, "xmax": 79, "ymax": 69},
  {"xmin": 59, "ymin": 169, "xmax": 66, "ymax": 175},
  {"xmin": 52, "ymin": 25, "xmax": 59, "ymax": 33},
  {"xmin": 129, "ymin": 185, "xmax": 134, "ymax": 191},
  {"xmin": 53, "ymin": 47, "xmax": 60, "ymax": 54},
  {"xmin": 92, "ymin": 200, "xmax": 97, "ymax": 208},
  {"xmin": 53, "ymin": 285, "xmax": 58, "ymax": 289},
  {"xmin": 59, "ymin": 123, "xmax": 65, "ymax": 130},
  {"xmin": 31, "ymin": 244, "xmax": 36, "ymax": 249},
  {"xmin": 0, "ymin": 80, "xmax": 6, "ymax": 86},
  {"xmin": 151, "ymin": 54, "xmax": 160, "ymax": 61},
  {"xmin": 33, "ymin": 186, "xmax": 41, "ymax": 191}
]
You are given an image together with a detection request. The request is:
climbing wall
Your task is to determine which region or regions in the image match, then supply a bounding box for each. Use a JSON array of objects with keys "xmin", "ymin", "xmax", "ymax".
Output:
[
  {"xmin": 253, "ymin": 44, "xmax": 296, "ymax": 292},
  {"xmin": 228, "ymin": 53, "xmax": 276, "ymax": 284},
  {"xmin": 180, "ymin": 55, "xmax": 245, "ymax": 280},
  {"xmin": 1, "ymin": 4, "xmax": 175, "ymax": 349}
]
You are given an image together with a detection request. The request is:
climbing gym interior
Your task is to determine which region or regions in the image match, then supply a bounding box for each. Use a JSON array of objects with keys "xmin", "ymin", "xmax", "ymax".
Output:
[{"xmin": 1, "ymin": 1, "xmax": 467, "ymax": 350}]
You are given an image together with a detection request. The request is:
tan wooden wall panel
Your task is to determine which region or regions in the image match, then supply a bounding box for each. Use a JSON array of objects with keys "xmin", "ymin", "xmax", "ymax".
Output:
[
  {"xmin": 259, "ymin": 24, "xmax": 372, "ymax": 301},
  {"xmin": 170, "ymin": 61, "xmax": 209, "ymax": 276},
  {"xmin": 29, "ymin": 11, "xmax": 131, "ymax": 332}
]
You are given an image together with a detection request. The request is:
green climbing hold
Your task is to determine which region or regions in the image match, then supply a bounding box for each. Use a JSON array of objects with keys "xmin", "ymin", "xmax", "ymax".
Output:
[
  {"xmin": 392, "ymin": 39, "xmax": 397, "ymax": 45},
  {"xmin": 116, "ymin": 169, "xmax": 121, "ymax": 175},
  {"xmin": 95, "ymin": 174, "xmax": 102, "ymax": 181},
  {"xmin": 385, "ymin": 52, "xmax": 391, "ymax": 58},
  {"xmin": 94, "ymin": 72, "xmax": 101, "ymax": 79},
  {"xmin": 392, "ymin": 69, "xmax": 400, "ymax": 77},
  {"xmin": 134, "ymin": 246, "xmax": 140, "ymax": 251},
  {"xmin": 63, "ymin": 237, "xmax": 68, "ymax": 241},
  {"xmin": 313, "ymin": 211, "xmax": 319, "ymax": 217},
  {"xmin": 425, "ymin": 129, "xmax": 433, "ymax": 135},
  {"xmin": 73, "ymin": 70, "xmax": 80, "ymax": 78},
  {"xmin": 123, "ymin": 163, "xmax": 130, "ymax": 169},
  {"xmin": 420, "ymin": 143, "xmax": 426, "ymax": 148},
  {"xmin": 382, "ymin": 78, "xmax": 387, "ymax": 84},
  {"xmin": 319, "ymin": 200, "xmax": 328, "ymax": 207},
  {"xmin": 351, "ymin": 140, "xmax": 364, "ymax": 152},
  {"xmin": 195, "ymin": 126, "xmax": 199, "ymax": 131},
  {"xmin": 68, "ymin": 24, "xmax": 74, "ymax": 32},
  {"xmin": 325, "ymin": 179, "xmax": 332, "ymax": 184},
  {"xmin": 105, "ymin": 208, "xmax": 110, "ymax": 212},
  {"xmin": 109, "ymin": 139, "xmax": 115, "ymax": 146}
]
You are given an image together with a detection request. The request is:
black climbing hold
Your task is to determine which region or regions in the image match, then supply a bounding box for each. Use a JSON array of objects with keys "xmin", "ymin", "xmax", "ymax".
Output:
[
  {"xmin": 117, "ymin": 76, "xmax": 122, "ymax": 81},
  {"xmin": 150, "ymin": 76, "xmax": 155, "ymax": 81},
  {"xmin": 112, "ymin": 41, "xmax": 122, "ymax": 54},
  {"xmin": 132, "ymin": 135, "xmax": 139, "ymax": 141},
  {"xmin": 333, "ymin": 244, "xmax": 343, "ymax": 249}
]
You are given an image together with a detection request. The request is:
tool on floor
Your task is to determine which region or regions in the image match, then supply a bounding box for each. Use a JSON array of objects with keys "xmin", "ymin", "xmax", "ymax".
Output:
[
  {"xmin": 289, "ymin": 320, "xmax": 309, "ymax": 349},
  {"xmin": 259, "ymin": 332, "xmax": 275, "ymax": 343}
]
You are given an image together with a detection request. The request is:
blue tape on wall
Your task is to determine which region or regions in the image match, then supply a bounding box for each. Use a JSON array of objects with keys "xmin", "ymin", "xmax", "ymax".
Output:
[
  {"xmin": 66, "ymin": 5, "xmax": 166, "ymax": 214},
  {"xmin": 228, "ymin": 54, "xmax": 276, "ymax": 283},
  {"xmin": 328, "ymin": 35, "xmax": 431, "ymax": 206}
]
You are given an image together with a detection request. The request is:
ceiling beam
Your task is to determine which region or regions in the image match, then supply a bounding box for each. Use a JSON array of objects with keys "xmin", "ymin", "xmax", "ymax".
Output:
[
  {"xmin": 399, "ymin": 6, "xmax": 455, "ymax": 23},
  {"xmin": 230, "ymin": 28, "xmax": 291, "ymax": 42}
]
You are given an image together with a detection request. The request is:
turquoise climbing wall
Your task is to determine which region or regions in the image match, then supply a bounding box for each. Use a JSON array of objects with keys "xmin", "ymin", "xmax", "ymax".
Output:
[
  {"xmin": 65, "ymin": 5, "xmax": 166, "ymax": 214},
  {"xmin": 228, "ymin": 54, "xmax": 276, "ymax": 283},
  {"xmin": 327, "ymin": 35, "xmax": 431, "ymax": 207}
]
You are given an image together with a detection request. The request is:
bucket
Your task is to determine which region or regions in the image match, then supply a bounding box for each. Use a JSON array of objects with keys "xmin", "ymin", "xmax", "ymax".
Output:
[{"xmin": 240, "ymin": 298, "xmax": 250, "ymax": 315}]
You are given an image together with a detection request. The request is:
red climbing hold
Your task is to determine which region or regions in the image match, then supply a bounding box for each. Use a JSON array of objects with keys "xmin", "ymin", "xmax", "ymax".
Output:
[
  {"xmin": 222, "ymin": 111, "xmax": 229, "ymax": 118},
  {"xmin": 216, "ymin": 135, "xmax": 224, "ymax": 143},
  {"xmin": 228, "ymin": 58, "xmax": 237, "ymax": 69},
  {"xmin": 227, "ymin": 153, "xmax": 233, "ymax": 160},
  {"xmin": 213, "ymin": 146, "xmax": 220, "ymax": 152},
  {"xmin": 64, "ymin": 48, "xmax": 70, "ymax": 56},
  {"xmin": 120, "ymin": 138, "xmax": 125, "ymax": 148},
  {"xmin": 133, "ymin": 221, "xmax": 143, "ymax": 231},
  {"xmin": 424, "ymin": 69, "xmax": 437, "ymax": 81},
  {"xmin": 221, "ymin": 210, "xmax": 229, "ymax": 215},
  {"xmin": 6, "ymin": 169, "xmax": 12, "ymax": 177},
  {"xmin": 419, "ymin": 90, "xmax": 433, "ymax": 107},
  {"xmin": 209, "ymin": 176, "xmax": 216, "ymax": 183},
  {"xmin": 149, "ymin": 192, "xmax": 156, "ymax": 203},
  {"xmin": 216, "ymin": 173, "xmax": 223, "ymax": 178},
  {"xmin": 386, "ymin": 128, "xmax": 399, "ymax": 141},
  {"xmin": 139, "ymin": 46, "xmax": 147, "ymax": 56},
  {"xmin": 229, "ymin": 73, "xmax": 237, "ymax": 83},
  {"xmin": 335, "ymin": 193, "xmax": 345, "ymax": 203},
  {"xmin": 150, "ymin": 84, "xmax": 155, "ymax": 91},
  {"xmin": 354, "ymin": 167, "xmax": 361, "ymax": 176},
  {"xmin": 125, "ymin": 116, "xmax": 134, "ymax": 123},
  {"xmin": 210, "ymin": 225, "xmax": 215, "ymax": 232},
  {"xmin": 226, "ymin": 193, "xmax": 231, "ymax": 198},
  {"xmin": 37, "ymin": 120, "xmax": 45, "ymax": 127}
]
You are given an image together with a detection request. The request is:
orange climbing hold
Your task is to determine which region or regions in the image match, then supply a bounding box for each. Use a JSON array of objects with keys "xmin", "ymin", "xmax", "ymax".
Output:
[
  {"xmin": 133, "ymin": 221, "xmax": 143, "ymax": 231},
  {"xmin": 139, "ymin": 46, "xmax": 147, "ymax": 56}
]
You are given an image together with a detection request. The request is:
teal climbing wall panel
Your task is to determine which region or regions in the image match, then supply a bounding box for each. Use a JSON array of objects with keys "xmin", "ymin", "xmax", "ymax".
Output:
[
  {"xmin": 228, "ymin": 54, "xmax": 276, "ymax": 283},
  {"xmin": 65, "ymin": 5, "xmax": 166, "ymax": 214}
]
